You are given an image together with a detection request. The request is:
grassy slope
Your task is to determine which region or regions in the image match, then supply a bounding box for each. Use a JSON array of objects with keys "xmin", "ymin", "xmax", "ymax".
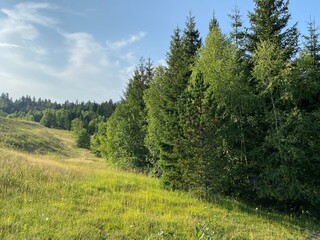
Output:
[{"xmin": 0, "ymin": 117, "xmax": 318, "ymax": 239}]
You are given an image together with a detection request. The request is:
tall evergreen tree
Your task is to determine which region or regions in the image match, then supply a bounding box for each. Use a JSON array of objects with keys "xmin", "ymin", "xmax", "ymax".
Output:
[
  {"xmin": 144, "ymin": 65, "xmax": 167, "ymax": 175},
  {"xmin": 295, "ymin": 19, "xmax": 320, "ymax": 110},
  {"xmin": 247, "ymin": 0, "xmax": 298, "ymax": 60},
  {"xmin": 242, "ymin": 0, "xmax": 301, "ymax": 203},
  {"xmin": 229, "ymin": 7, "xmax": 246, "ymax": 55},
  {"xmin": 178, "ymin": 72, "xmax": 217, "ymax": 195},
  {"xmin": 208, "ymin": 13, "xmax": 219, "ymax": 32},
  {"xmin": 253, "ymin": 39, "xmax": 320, "ymax": 213},
  {"xmin": 144, "ymin": 27, "xmax": 184, "ymax": 180},
  {"xmin": 145, "ymin": 14, "xmax": 201, "ymax": 189},
  {"xmin": 181, "ymin": 12, "xmax": 202, "ymax": 80},
  {"xmin": 104, "ymin": 58, "xmax": 153, "ymax": 170},
  {"xmin": 303, "ymin": 19, "xmax": 320, "ymax": 67},
  {"xmin": 192, "ymin": 21, "xmax": 261, "ymax": 196}
]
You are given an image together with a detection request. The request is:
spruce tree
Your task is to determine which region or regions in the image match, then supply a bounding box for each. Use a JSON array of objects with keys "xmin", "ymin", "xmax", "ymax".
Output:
[
  {"xmin": 144, "ymin": 65, "xmax": 167, "ymax": 175},
  {"xmin": 283, "ymin": 21, "xmax": 320, "ymax": 214},
  {"xmin": 145, "ymin": 14, "xmax": 201, "ymax": 189},
  {"xmin": 247, "ymin": 0, "xmax": 298, "ymax": 60},
  {"xmin": 250, "ymin": 38, "xmax": 320, "ymax": 215},
  {"xmin": 181, "ymin": 12, "xmax": 202, "ymax": 79},
  {"xmin": 243, "ymin": 0, "xmax": 300, "ymax": 203},
  {"xmin": 189, "ymin": 22, "xmax": 233, "ymax": 195},
  {"xmin": 303, "ymin": 19, "xmax": 320, "ymax": 67},
  {"xmin": 208, "ymin": 13, "xmax": 219, "ymax": 32},
  {"xmin": 104, "ymin": 58, "xmax": 153, "ymax": 170},
  {"xmin": 144, "ymin": 27, "xmax": 184, "ymax": 182},
  {"xmin": 178, "ymin": 72, "xmax": 217, "ymax": 195},
  {"xmin": 229, "ymin": 7, "xmax": 246, "ymax": 55}
]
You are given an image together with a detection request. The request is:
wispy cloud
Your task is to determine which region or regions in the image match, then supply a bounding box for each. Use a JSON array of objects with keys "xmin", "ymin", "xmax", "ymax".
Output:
[
  {"xmin": 1, "ymin": 2, "xmax": 58, "ymax": 27},
  {"xmin": 0, "ymin": 2, "xmax": 143, "ymax": 102},
  {"xmin": 106, "ymin": 31, "xmax": 146, "ymax": 50},
  {"xmin": 0, "ymin": 43, "xmax": 20, "ymax": 48},
  {"xmin": 0, "ymin": 2, "xmax": 57, "ymax": 43},
  {"xmin": 61, "ymin": 31, "xmax": 109, "ymax": 73}
]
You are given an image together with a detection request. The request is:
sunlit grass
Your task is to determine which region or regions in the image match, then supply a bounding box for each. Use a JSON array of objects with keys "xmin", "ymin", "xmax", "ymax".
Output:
[
  {"xmin": 0, "ymin": 117, "xmax": 318, "ymax": 239},
  {"xmin": 0, "ymin": 118, "xmax": 65, "ymax": 154}
]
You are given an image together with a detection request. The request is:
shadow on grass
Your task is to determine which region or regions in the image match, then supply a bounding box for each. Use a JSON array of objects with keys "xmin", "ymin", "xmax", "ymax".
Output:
[{"xmin": 206, "ymin": 194, "xmax": 319, "ymax": 235}]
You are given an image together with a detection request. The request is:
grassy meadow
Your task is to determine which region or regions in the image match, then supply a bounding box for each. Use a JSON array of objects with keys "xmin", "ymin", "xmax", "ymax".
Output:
[{"xmin": 0, "ymin": 117, "xmax": 319, "ymax": 239}]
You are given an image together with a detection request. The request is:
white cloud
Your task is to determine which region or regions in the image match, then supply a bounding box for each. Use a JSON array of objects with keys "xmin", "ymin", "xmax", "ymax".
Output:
[
  {"xmin": 0, "ymin": 2, "xmax": 57, "ymax": 43},
  {"xmin": 57, "ymin": 30, "xmax": 128, "ymax": 100},
  {"xmin": 0, "ymin": 2, "xmax": 144, "ymax": 103},
  {"xmin": 0, "ymin": 43, "xmax": 20, "ymax": 48},
  {"xmin": 1, "ymin": 2, "xmax": 58, "ymax": 27},
  {"xmin": 106, "ymin": 31, "xmax": 146, "ymax": 50},
  {"xmin": 61, "ymin": 32, "xmax": 109, "ymax": 76}
]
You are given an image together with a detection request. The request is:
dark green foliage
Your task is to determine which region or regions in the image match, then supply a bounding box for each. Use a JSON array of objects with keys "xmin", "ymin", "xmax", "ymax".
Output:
[
  {"xmin": 191, "ymin": 23, "xmax": 259, "ymax": 197},
  {"xmin": 104, "ymin": 2, "xmax": 320, "ymax": 217},
  {"xmin": 229, "ymin": 7, "xmax": 248, "ymax": 64},
  {"xmin": 248, "ymin": 20, "xmax": 319, "ymax": 215},
  {"xmin": 182, "ymin": 12, "xmax": 202, "ymax": 71},
  {"xmin": 90, "ymin": 120, "xmax": 107, "ymax": 156},
  {"xmin": 146, "ymin": 13, "xmax": 202, "ymax": 189},
  {"xmin": 178, "ymin": 72, "xmax": 217, "ymax": 195},
  {"xmin": 71, "ymin": 118, "xmax": 84, "ymax": 133},
  {"xmin": 275, "ymin": 21, "xmax": 320, "ymax": 215},
  {"xmin": 144, "ymin": 66, "xmax": 167, "ymax": 175},
  {"xmin": 71, "ymin": 118, "xmax": 90, "ymax": 149},
  {"xmin": 303, "ymin": 19, "xmax": 320, "ymax": 65},
  {"xmin": 149, "ymin": 2, "xmax": 320, "ymax": 216},
  {"xmin": 208, "ymin": 13, "xmax": 219, "ymax": 31},
  {"xmin": 247, "ymin": 0, "xmax": 298, "ymax": 60},
  {"xmin": 0, "ymin": 93, "xmax": 116, "ymax": 126},
  {"xmin": 32, "ymin": 110, "xmax": 43, "ymax": 122},
  {"xmin": 257, "ymin": 109, "xmax": 320, "ymax": 213},
  {"xmin": 76, "ymin": 128, "xmax": 90, "ymax": 149},
  {"xmin": 145, "ymin": 30, "xmax": 183, "ymax": 182},
  {"xmin": 104, "ymin": 58, "xmax": 153, "ymax": 170},
  {"xmin": 40, "ymin": 109, "xmax": 56, "ymax": 128}
]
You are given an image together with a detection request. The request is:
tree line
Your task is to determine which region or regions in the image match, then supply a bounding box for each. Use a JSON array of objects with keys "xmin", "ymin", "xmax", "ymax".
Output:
[
  {"xmin": 0, "ymin": 93, "xmax": 117, "ymax": 150},
  {"xmin": 102, "ymin": 0, "xmax": 320, "ymax": 217}
]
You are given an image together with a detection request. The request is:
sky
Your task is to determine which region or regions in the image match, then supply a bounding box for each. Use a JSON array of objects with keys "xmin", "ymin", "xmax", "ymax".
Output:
[{"xmin": 0, "ymin": 0, "xmax": 319, "ymax": 103}]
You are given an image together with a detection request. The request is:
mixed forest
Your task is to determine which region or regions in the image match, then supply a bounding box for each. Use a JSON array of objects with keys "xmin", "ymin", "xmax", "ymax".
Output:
[{"xmin": 1, "ymin": 0, "xmax": 320, "ymax": 218}]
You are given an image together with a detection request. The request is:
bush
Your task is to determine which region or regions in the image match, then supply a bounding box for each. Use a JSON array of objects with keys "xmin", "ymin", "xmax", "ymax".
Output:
[{"xmin": 76, "ymin": 128, "xmax": 90, "ymax": 149}]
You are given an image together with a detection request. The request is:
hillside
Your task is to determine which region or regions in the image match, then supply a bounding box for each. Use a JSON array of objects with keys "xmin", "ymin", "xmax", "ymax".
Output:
[{"xmin": 0, "ymin": 117, "xmax": 318, "ymax": 239}]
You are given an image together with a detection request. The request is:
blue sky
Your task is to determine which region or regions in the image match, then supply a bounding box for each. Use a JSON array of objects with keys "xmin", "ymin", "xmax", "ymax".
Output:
[{"xmin": 0, "ymin": 1, "xmax": 319, "ymax": 103}]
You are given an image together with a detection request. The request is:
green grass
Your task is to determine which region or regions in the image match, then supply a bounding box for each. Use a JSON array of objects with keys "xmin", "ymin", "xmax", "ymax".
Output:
[
  {"xmin": 0, "ymin": 117, "xmax": 319, "ymax": 239},
  {"xmin": 0, "ymin": 117, "xmax": 65, "ymax": 154}
]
